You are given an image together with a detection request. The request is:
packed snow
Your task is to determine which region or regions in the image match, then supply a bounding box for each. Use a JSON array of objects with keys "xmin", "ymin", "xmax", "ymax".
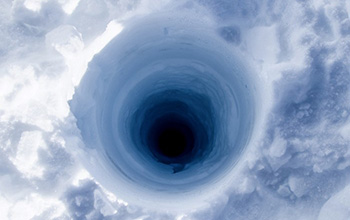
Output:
[{"xmin": 0, "ymin": 0, "xmax": 349, "ymax": 220}]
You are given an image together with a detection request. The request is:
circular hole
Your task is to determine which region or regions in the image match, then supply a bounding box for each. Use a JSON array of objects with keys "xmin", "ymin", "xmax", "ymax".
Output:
[{"xmin": 70, "ymin": 13, "xmax": 260, "ymax": 211}]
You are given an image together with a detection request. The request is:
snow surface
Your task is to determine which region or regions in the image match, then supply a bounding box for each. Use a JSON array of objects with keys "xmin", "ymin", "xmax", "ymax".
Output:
[{"xmin": 0, "ymin": 0, "xmax": 349, "ymax": 219}]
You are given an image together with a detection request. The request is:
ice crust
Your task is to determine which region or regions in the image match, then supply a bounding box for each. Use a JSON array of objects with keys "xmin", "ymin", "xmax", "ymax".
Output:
[{"xmin": 0, "ymin": 0, "xmax": 349, "ymax": 219}]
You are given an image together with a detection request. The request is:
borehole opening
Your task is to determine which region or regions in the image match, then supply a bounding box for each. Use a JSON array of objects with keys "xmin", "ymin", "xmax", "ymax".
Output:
[{"xmin": 70, "ymin": 13, "xmax": 261, "ymax": 211}]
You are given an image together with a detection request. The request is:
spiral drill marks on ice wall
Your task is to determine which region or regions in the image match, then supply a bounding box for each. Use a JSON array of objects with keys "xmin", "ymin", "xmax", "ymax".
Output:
[{"xmin": 70, "ymin": 11, "xmax": 266, "ymax": 211}]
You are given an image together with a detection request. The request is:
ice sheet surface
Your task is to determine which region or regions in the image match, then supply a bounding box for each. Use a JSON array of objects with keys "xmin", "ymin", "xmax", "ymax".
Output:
[{"xmin": 0, "ymin": 0, "xmax": 350, "ymax": 219}]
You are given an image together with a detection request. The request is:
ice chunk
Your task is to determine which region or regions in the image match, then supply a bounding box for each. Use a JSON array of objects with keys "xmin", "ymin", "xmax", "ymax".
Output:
[{"xmin": 46, "ymin": 25, "xmax": 84, "ymax": 57}]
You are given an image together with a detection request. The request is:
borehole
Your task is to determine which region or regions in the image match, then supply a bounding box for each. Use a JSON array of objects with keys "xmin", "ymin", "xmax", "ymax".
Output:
[{"xmin": 70, "ymin": 13, "xmax": 260, "ymax": 211}]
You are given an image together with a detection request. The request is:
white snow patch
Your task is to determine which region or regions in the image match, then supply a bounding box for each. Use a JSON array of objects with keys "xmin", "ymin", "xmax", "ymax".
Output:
[
  {"xmin": 9, "ymin": 131, "xmax": 46, "ymax": 178},
  {"xmin": 8, "ymin": 193, "xmax": 66, "ymax": 220},
  {"xmin": 23, "ymin": 0, "xmax": 48, "ymax": 12}
]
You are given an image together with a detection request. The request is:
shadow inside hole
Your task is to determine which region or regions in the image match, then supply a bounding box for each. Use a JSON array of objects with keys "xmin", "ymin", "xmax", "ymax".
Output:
[
  {"xmin": 129, "ymin": 90, "xmax": 214, "ymax": 173},
  {"xmin": 148, "ymin": 114, "xmax": 195, "ymax": 162}
]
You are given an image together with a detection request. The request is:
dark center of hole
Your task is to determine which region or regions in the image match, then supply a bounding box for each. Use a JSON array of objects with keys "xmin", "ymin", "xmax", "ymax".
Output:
[
  {"xmin": 148, "ymin": 115, "xmax": 195, "ymax": 162},
  {"xmin": 157, "ymin": 123, "xmax": 193, "ymax": 158}
]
